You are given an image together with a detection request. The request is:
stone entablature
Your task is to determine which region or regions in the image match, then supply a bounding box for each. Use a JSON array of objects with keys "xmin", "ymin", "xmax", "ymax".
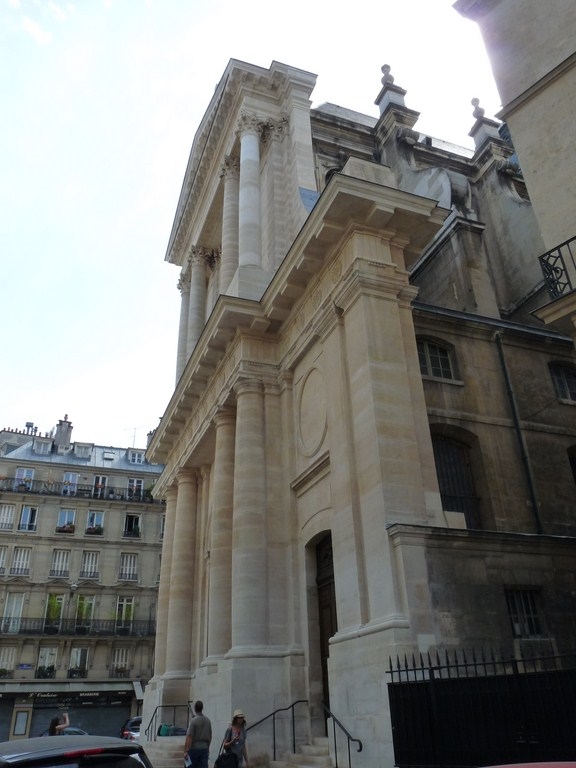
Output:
[{"xmin": 166, "ymin": 61, "xmax": 316, "ymax": 269}]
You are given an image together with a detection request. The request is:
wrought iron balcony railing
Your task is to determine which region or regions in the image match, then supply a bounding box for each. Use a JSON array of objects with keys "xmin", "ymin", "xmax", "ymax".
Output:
[
  {"xmin": 539, "ymin": 235, "xmax": 576, "ymax": 299},
  {"xmin": 118, "ymin": 572, "xmax": 138, "ymax": 581},
  {"xmin": 68, "ymin": 667, "xmax": 87, "ymax": 678},
  {"xmin": 0, "ymin": 617, "xmax": 155, "ymax": 637},
  {"xmin": 0, "ymin": 478, "xmax": 163, "ymax": 505},
  {"xmin": 109, "ymin": 667, "xmax": 130, "ymax": 678},
  {"xmin": 79, "ymin": 569, "xmax": 99, "ymax": 579},
  {"xmin": 122, "ymin": 529, "xmax": 141, "ymax": 539}
]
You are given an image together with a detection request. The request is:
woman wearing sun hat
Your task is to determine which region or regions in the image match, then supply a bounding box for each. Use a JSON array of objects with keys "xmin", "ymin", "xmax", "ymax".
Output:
[{"xmin": 223, "ymin": 709, "xmax": 249, "ymax": 767}]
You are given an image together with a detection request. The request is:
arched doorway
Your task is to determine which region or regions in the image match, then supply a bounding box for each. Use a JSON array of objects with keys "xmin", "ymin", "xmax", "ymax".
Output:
[{"xmin": 316, "ymin": 533, "xmax": 336, "ymax": 708}]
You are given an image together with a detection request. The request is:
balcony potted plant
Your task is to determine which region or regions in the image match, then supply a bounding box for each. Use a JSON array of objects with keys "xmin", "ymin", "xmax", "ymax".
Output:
[
  {"xmin": 68, "ymin": 666, "xmax": 85, "ymax": 678},
  {"xmin": 36, "ymin": 664, "xmax": 55, "ymax": 678},
  {"xmin": 56, "ymin": 523, "xmax": 75, "ymax": 533},
  {"xmin": 85, "ymin": 525, "xmax": 103, "ymax": 535}
]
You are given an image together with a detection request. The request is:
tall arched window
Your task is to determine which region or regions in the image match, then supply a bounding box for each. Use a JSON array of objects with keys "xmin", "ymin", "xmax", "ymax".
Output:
[{"xmin": 432, "ymin": 435, "xmax": 479, "ymax": 528}]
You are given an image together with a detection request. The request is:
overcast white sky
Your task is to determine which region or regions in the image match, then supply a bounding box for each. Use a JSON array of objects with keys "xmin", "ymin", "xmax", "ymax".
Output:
[{"xmin": 0, "ymin": 0, "xmax": 501, "ymax": 449}]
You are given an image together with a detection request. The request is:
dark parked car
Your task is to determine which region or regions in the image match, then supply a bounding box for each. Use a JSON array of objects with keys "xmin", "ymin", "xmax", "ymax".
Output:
[
  {"xmin": 39, "ymin": 727, "xmax": 88, "ymax": 737},
  {"xmin": 0, "ymin": 736, "xmax": 153, "ymax": 768},
  {"xmin": 119, "ymin": 717, "xmax": 141, "ymax": 742},
  {"xmin": 483, "ymin": 764, "xmax": 576, "ymax": 768}
]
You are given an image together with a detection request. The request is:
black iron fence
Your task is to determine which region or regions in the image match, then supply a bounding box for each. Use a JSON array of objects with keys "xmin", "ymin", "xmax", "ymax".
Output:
[
  {"xmin": 387, "ymin": 648, "xmax": 576, "ymax": 767},
  {"xmin": 0, "ymin": 617, "xmax": 155, "ymax": 637}
]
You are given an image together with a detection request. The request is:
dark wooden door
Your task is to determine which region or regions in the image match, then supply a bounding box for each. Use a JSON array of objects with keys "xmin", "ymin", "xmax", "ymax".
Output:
[{"xmin": 316, "ymin": 534, "xmax": 337, "ymax": 708}]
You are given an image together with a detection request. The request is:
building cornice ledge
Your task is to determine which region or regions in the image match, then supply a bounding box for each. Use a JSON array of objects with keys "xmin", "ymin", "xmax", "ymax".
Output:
[{"xmin": 386, "ymin": 522, "xmax": 576, "ymax": 551}]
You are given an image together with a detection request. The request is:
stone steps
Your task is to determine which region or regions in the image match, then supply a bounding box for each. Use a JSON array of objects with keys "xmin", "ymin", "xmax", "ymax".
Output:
[
  {"xmin": 142, "ymin": 736, "xmax": 185, "ymax": 768},
  {"xmin": 271, "ymin": 736, "xmax": 333, "ymax": 768},
  {"xmin": 143, "ymin": 734, "xmax": 334, "ymax": 768}
]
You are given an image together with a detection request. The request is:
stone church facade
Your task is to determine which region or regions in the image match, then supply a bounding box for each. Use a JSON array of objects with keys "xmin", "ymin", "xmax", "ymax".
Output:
[{"xmin": 143, "ymin": 56, "xmax": 576, "ymax": 766}]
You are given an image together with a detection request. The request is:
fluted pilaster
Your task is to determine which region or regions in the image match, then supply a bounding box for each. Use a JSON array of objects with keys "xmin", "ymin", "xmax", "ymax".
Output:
[
  {"xmin": 187, "ymin": 248, "xmax": 207, "ymax": 357},
  {"xmin": 165, "ymin": 470, "xmax": 198, "ymax": 676},
  {"xmin": 176, "ymin": 274, "xmax": 191, "ymax": 382},
  {"xmin": 220, "ymin": 156, "xmax": 240, "ymax": 293},
  {"xmin": 237, "ymin": 114, "xmax": 262, "ymax": 268},
  {"xmin": 231, "ymin": 380, "xmax": 267, "ymax": 649},
  {"xmin": 153, "ymin": 486, "xmax": 177, "ymax": 676},
  {"xmin": 206, "ymin": 409, "xmax": 236, "ymax": 660}
]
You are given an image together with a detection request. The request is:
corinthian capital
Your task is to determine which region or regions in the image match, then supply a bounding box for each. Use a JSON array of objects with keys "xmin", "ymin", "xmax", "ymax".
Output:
[
  {"xmin": 236, "ymin": 112, "xmax": 262, "ymax": 138},
  {"xmin": 177, "ymin": 272, "xmax": 191, "ymax": 294},
  {"xmin": 261, "ymin": 114, "xmax": 289, "ymax": 144},
  {"xmin": 220, "ymin": 155, "xmax": 240, "ymax": 179}
]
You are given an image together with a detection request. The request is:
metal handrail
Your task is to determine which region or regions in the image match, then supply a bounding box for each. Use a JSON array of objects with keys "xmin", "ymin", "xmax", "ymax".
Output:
[
  {"xmin": 247, "ymin": 699, "xmax": 308, "ymax": 761},
  {"xmin": 321, "ymin": 702, "xmax": 362, "ymax": 768},
  {"xmin": 144, "ymin": 702, "xmax": 194, "ymax": 741}
]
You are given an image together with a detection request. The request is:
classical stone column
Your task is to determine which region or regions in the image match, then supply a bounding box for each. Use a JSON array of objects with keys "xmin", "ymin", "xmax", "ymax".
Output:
[
  {"xmin": 237, "ymin": 114, "xmax": 262, "ymax": 268},
  {"xmin": 164, "ymin": 470, "xmax": 198, "ymax": 677},
  {"xmin": 220, "ymin": 157, "xmax": 240, "ymax": 293},
  {"xmin": 154, "ymin": 486, "xmax": 177, "ymax": 676},
  {"xmin": 186, "ymin": 248, "xmax": 207, "ymax": 357},
  {"xmin": 176, "ymin": 274, "xmax": 191, "ymax": 382},
  {"xmin": 206, "ymin": 409, "xmax": 236, "ymax": 660},
  {"xmin": 231, "ymin": 380, "xmax": 267, "ymax": 649}
]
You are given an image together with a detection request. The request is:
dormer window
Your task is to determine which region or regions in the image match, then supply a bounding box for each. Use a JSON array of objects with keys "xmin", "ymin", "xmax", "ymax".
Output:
[
  {"xmin": 129, "ymin": 450, "xmax": 144, "ymax": 465},
  {"xmin": 74, "ymin": 443, "xmax": 93, "ymax": 459},
  {"xmin": 33, "ymin": 439, "xmax": 52, "ymax": 455}
]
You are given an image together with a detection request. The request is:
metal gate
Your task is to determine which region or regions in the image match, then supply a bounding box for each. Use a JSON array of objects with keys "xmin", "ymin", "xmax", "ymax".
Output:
[{"xmin": 387, "ymin": 649, "xmax": 576, "ymax": 767}]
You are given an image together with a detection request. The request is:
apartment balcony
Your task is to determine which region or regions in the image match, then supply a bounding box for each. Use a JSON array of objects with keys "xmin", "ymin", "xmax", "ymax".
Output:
[
  {"xmin": 535, "ymin": 235, "xmax": 576, "ymax": 336},
  {"xmin": 539, "ymin": 235, "xmax": 576, "ymax": 299},
  {"xmin": 122, "ymin": 529, "xmax": 141, "ymax": 539},
  {"xmin": 118, "ymin": 572, "xmax": 139, "ymax": 581},
  {"xmin": 109, "ymin": 666, "xmax": 131, "ymax": 679},
  {"xmin": 36, "ymin": 665, "xmax": 56, "ymax": 678},
  {"xmin": 17, "ymin": 523, "xmax": 37, "ymax": 532},
  {"xmin": 68, "ymin": 667, "xmax": 87, "ymax": 679},
  {"xmin": 78, "ymin": 569, "xmax": 99, "ymax": 579},
  {"xmin": 0, "ymin": 478, "xmax": 164, "ymax": 505},
  {"xmin": 55, "ymin": 524, "xmax": 75, "ymax": 534},
  {"xmin": 0, "ymin": 618, "xmax": 156, "ymax": 637}
]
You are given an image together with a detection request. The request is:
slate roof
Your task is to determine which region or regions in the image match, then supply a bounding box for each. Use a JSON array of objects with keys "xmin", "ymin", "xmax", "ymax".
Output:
[{"xmin": 4, "ymin": 441, "xmax": 162, "ymax": 474}]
